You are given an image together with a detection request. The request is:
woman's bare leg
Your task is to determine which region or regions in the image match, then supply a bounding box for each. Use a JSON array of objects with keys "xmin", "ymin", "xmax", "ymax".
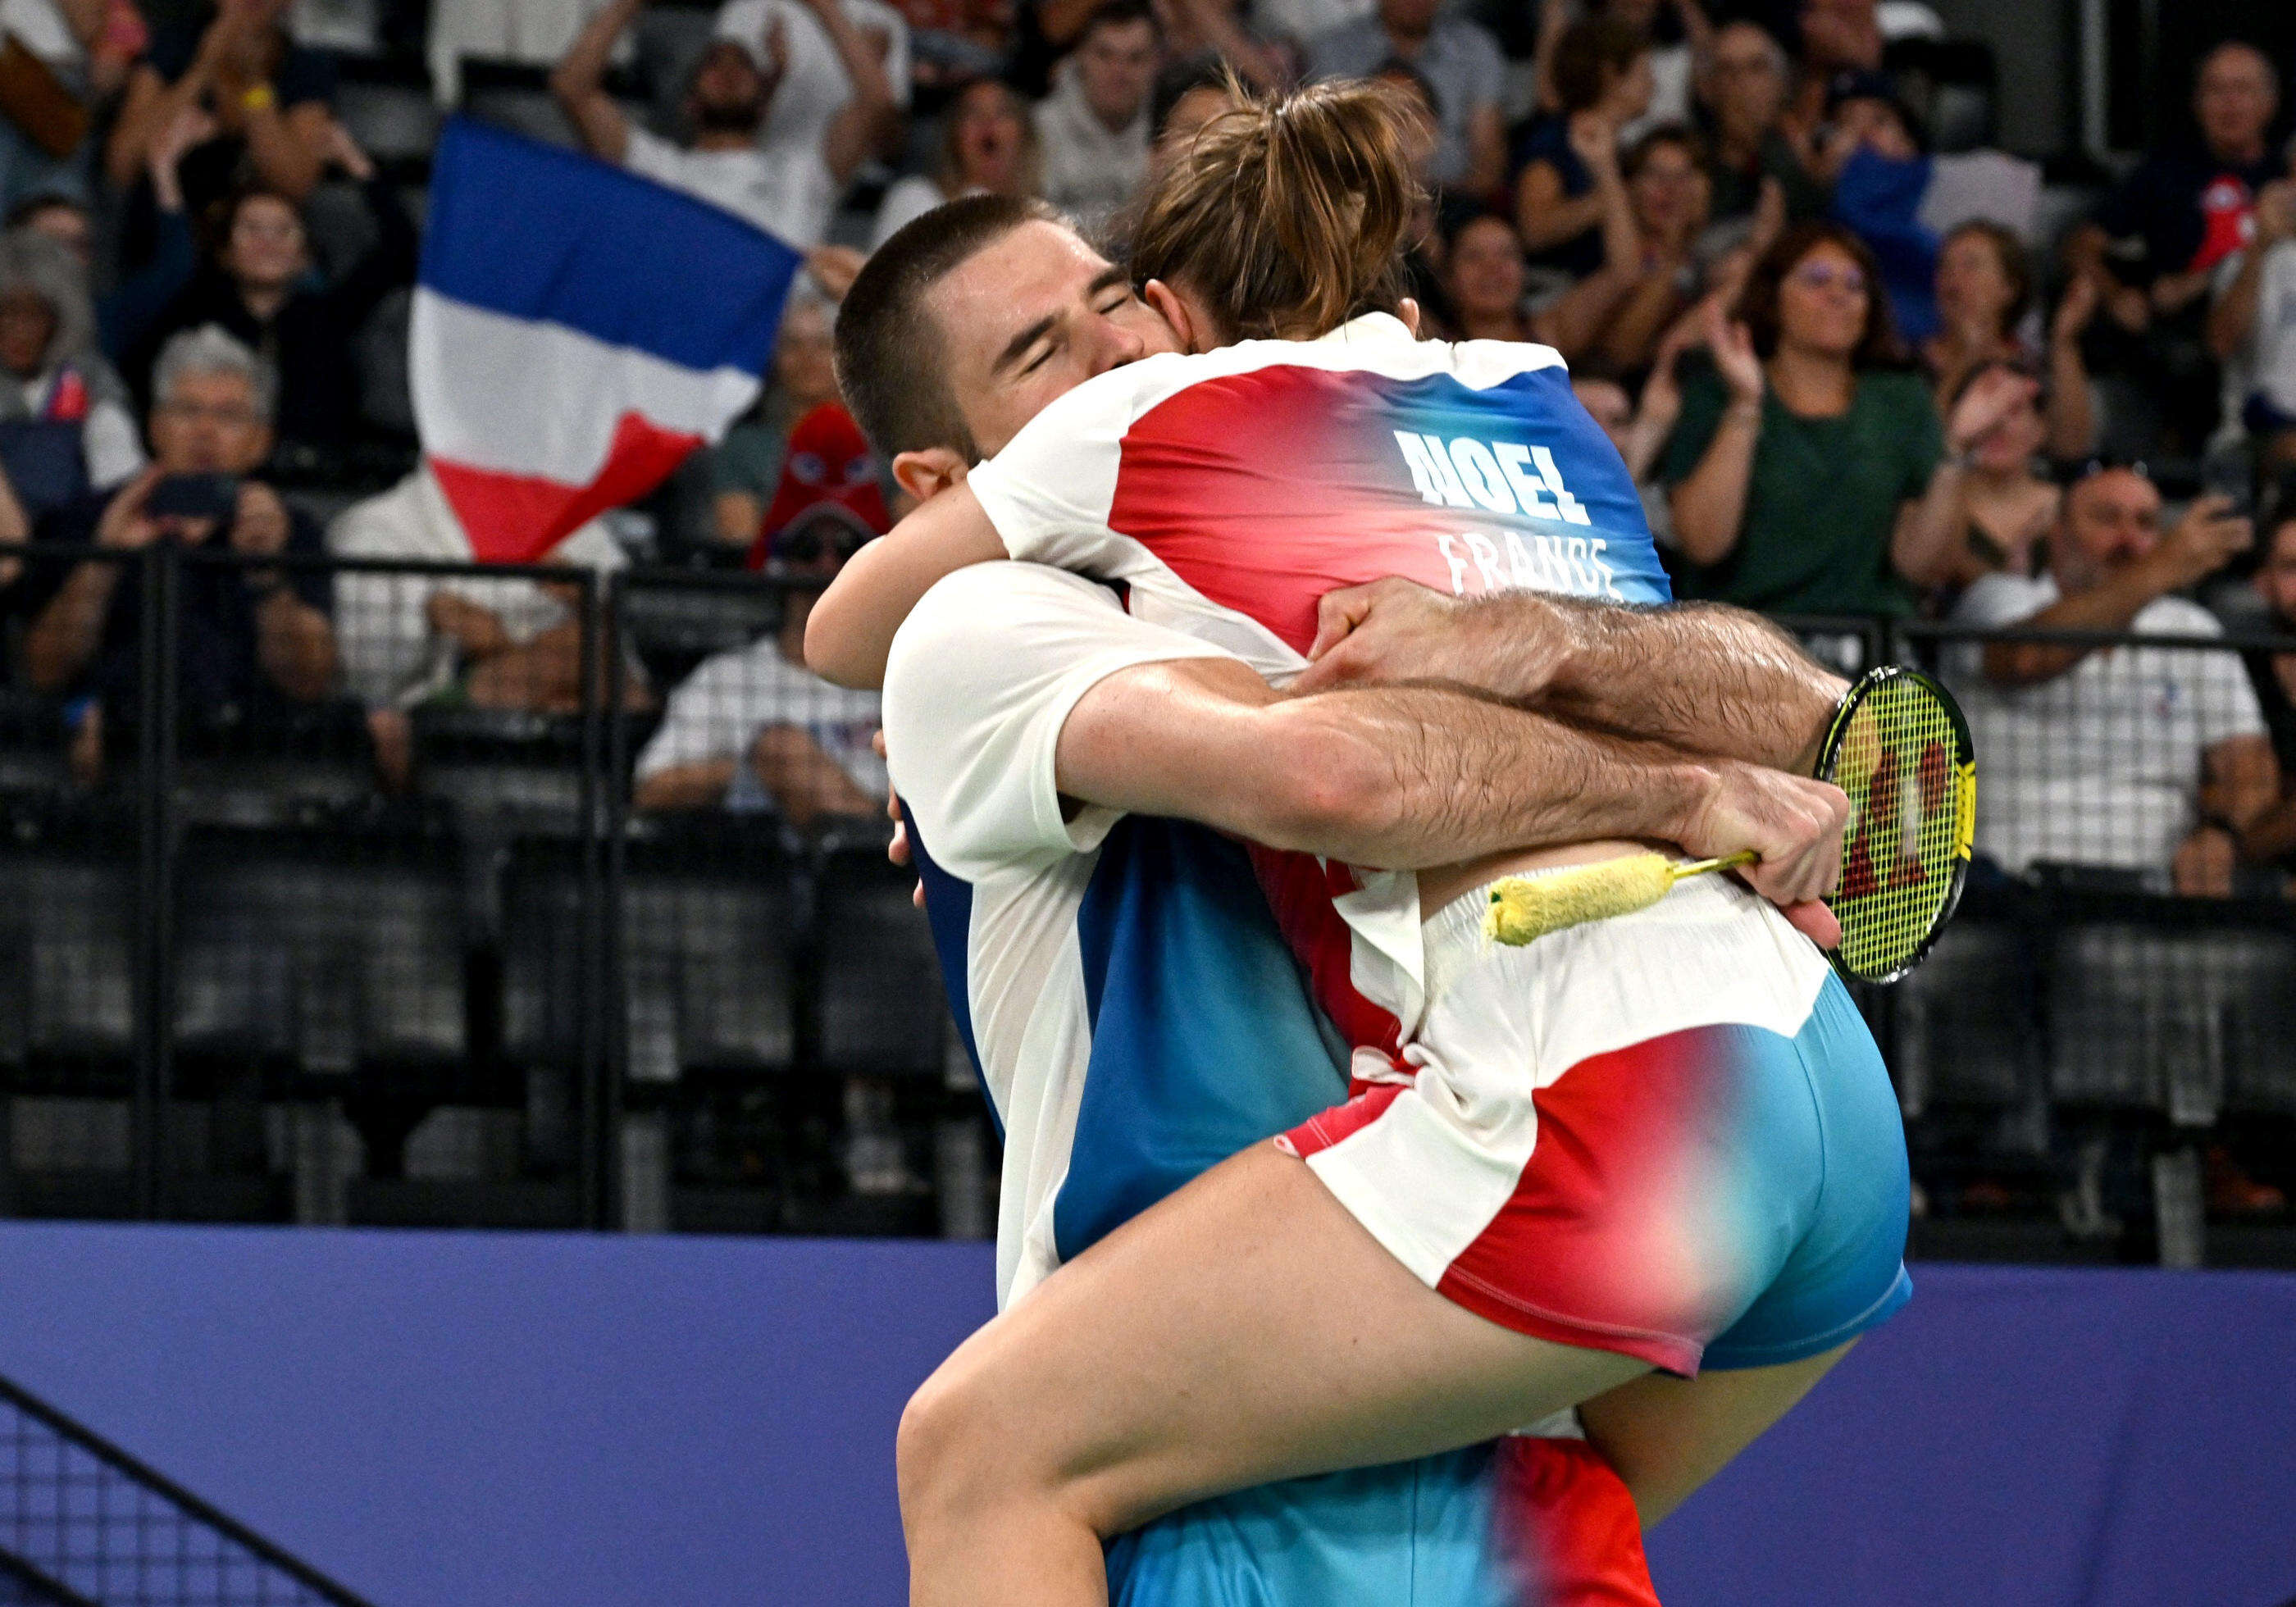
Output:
[
  {"xmin": 1576, "ymin": 1341, "xmax": 1856, "ymax": 1528},
  {"xmin": 897, "ymin": 1142, "xmax": 1651, "ymax": 1607}
]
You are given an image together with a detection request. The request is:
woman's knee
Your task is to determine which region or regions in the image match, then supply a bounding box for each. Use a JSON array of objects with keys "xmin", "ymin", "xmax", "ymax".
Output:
[{"xmin": 897, "ymin": 1342, "xmax": 1127, "ymax": 1545}]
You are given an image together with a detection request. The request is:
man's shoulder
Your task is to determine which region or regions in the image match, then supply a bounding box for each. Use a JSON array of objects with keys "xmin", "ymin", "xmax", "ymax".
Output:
[
  {"xmin": 897, "ymin": 562, "xmax": 1122, "ymax": 648},
  {"xmin": 1305, "ymin": 16, "xmax": 1379, "ymax": 67},
  {"xmin": 1952, "ymin": 570, "xmax": 2053, "ymax": 625},
  {"xmin": 2133, "ymin": 594, "xmax": 2228, "ymax": 639},
  {"xmin": 1431, "ymin": 14, "xmax": 1501, "ymax": 61}
]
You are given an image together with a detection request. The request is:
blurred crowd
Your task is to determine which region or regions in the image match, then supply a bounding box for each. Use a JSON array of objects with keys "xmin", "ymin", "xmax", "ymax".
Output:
[{"xmin": 0, "ymin": 0, "xmax": 2287, "ymax": 899}]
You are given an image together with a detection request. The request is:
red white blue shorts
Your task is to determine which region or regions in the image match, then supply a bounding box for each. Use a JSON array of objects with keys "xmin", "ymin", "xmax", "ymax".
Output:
[{"xmin": 1281, "ymin": 874, "xmax": 1913, "ymax": 1376}]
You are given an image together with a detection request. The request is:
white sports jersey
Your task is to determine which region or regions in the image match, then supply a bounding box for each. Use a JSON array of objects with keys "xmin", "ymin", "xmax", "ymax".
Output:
[
  {"xmin": 964, "ymin": 312, "xmax": 1673, "ymax": 1071},
  {"xmin": 885, "ymin": 563, "xmax": 1346, "ymax": 1306}
]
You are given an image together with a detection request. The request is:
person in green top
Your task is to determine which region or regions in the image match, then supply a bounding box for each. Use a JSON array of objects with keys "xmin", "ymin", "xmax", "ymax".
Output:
[{"xmin": 1660, "ymin": 220, "xmax": 2035, "ymax": 617}]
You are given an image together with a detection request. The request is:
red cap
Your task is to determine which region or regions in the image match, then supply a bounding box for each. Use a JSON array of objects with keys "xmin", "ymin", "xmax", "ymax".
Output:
[{"xmin": 746, "ymin": 403, "xmax": 891, "ymax": 570}]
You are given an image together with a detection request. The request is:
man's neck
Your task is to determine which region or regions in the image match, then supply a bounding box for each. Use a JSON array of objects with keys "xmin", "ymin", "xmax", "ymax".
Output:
[
  {"xmin": 2212, "ymin": 136, "xmax": 2266, "ymax": 169},
  {"xmin": 693, "ymin": 129, "xmax": 758, "ymax": 152},
  {"xmin": 1383, "ymin": 23, "xmax": 1428, "ymax": 57},
  {"xmin": 1766, "ymin": 346, "xmax": 1854, "ymax": 416}
]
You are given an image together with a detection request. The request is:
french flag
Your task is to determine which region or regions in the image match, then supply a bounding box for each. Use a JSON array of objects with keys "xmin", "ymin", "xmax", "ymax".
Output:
[{"xmin": 412, "ymin": 118, "xmax": 802, "ymax": 562}]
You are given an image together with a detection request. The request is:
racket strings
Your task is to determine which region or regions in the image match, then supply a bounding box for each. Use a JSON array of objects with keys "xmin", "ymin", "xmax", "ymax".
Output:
[{"xmin": 1829, "ymin": 677, "xmax": 1971, "ymax": 979}]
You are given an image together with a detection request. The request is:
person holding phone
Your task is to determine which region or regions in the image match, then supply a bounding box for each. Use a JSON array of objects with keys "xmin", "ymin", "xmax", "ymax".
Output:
[{"xmin": 20, "ymin": 322, "xmax": 335, "ymax": 780}]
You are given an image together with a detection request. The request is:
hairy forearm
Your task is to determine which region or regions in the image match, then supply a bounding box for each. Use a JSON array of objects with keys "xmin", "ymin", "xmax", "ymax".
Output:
[
  {"xmin": 1058, "ymin": 659, "xmax": 1715, "ymax": 872},
  {"xmin": 1511, "ymin": 594, "xmax": 1845, "ymax": 771}
]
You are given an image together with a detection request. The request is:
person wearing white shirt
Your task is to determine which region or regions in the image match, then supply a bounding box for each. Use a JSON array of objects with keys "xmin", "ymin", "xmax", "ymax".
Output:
[
  {"xmin": 329, "ymin": 465, "xmax": 632, "ymax": 788},
  {"xmin": 553, "ymin": 0, "xmax": 895, "ymax": 253},
  {"xmin": 1945, "ymin": 464, "xmax": 2277, "ymax": 892},
  {"xmin": 633, "ymin": 506, "xmax": 884, "ymax": 820},
  {"xmin": 713, "ymin": 0, "xmax": 909, "ymax": 162},
  {"xmin": 1032, "ymin": 0, "xmax": 1155, "ymax": 237}
]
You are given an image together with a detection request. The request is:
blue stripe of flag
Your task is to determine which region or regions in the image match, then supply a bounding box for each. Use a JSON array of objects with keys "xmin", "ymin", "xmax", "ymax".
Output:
[{"xmin": 418, "ymin": 116, "xmax": 800, "ymax": 376}]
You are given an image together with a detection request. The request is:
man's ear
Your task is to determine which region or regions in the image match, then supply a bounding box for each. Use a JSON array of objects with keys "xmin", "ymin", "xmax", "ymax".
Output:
[
  {"xmin": 891, "ymin": 447, "xmax": 969, "ymax": 503},
  {"xmin": 1142, "ymin": 279, "xmax": 1197, "ymax": 353}
]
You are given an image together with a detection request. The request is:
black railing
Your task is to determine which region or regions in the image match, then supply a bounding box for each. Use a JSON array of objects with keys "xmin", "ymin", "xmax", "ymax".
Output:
[
  {"xmin": 0, "ymin": 543, "xmax": 2289, "ymax": 1255},
  {"xmin": 0, "ymin": 1373, "xmax": 369, "ymax": 1607}
]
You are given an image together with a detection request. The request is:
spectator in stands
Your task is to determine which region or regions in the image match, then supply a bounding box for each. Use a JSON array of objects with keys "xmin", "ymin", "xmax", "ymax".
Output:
[
  {"xmin": 8, "ymin": 193, "xmax": 92, "ymax": 273},
  {"xmin": 121, "ymin": 125, "xmax": 412, "ymax": 461},
  {"xmin": 1928, "ymin": 221, "xmax": 2098, "ymax": 463},
  {"xmin": 1440, "ymin": 212, "xmax": 1532, "ymax": 342},
  {"xmin": 1532, "ymin": 0, "xmax": 1711, "ymax": 147},
  {"xmin": 556, "ymin": 0, "xmax": 893, "ymax": 257},
  {"xmin": 0, "ymin": 0, "xmax": 103, "ymax": 216},
  {"xmin": 1660, "ymin": 221, "xmax": 2028, "ymax": 615},
  {"xmin": 1581, "ymin": 123, "xmax": 1710, "ymax": 373},
  {"xmin": 870, "ymin": 78, "xmax": 1039, "ymax": 247},
  {"xmin": 1814, "ymin": 73, "xmax": 1944, "ymax": 344},
  {"xmin": 1144, "ymin": 56, "xmax": 1236, "ymax": 184},
  {"xmin": 1033, "ymin": 0, "xmax": 1157, "ymax": 238},
  {"xmin": 0, "ymin": 232, "xmax": 142, "ymax": 521},
  {"xmin": 713, "ymin": 0, "xmax": 909, "ymax": 166},
  {"xmin": 895, "ymin": 0, "xmax": 1012, "ymax": 89},
  {"xmin": 2207, "ymin": 154, "xmax": 2296, "ymax": 476},
  {"xmin": 1154, "ymin": 0, "xmax": 1299, "ymax": 93},
  {"xmin": 22, "ymin": 325, "xmax": 335, "ymax": 780},
  {"xmin": 330, "ymin": 467, "xmax": 630, "ymax": 719},
  {"xmin": 1310, "ymin": 0, "xmax": 1505, "ymax": 197},
  {"xmin": 105, "ymin": 0, "xmax": 337, "ymax": 213},
  {"xmin": 710, "ymin": 281, "xmax": 841, "ymax": 555},
  {"xmin": 1573, "ymin": 336, "xmax": 1683, "ymax": 485},
  {"xmin": 1696, "ymin": 19, "xmax": 1823, "ymax": 231},
  {"xmin": 1937, "ymin": 357, "xmax": 2057, "ymax": 595},
  {"xmin": 634, "ymin": 407, "xmax": 890, "ymax": 820},
  {"xmin": 2238, "ymin": 498, "xmax": 2296, "ymax": 872},
  {"xmin": 1949, "ymin": 466, "xmax": 2273, "ymax": 895},
  {"xmin": 1781, "ymin": 0, "xmax": 1881, "ymax": 157},
  {"xmin": 1511, "ymin": 16, "xmax": 1647, "ymax": 275},
  {"xmin": 2068, "ymin": 40, "xmax": 2279, "ymax": 448}
]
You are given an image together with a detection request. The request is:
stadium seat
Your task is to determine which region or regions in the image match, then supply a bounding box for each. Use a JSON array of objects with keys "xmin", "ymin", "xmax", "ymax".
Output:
[
  {"xmin": 2212, "ymin": 930, "xmax": 2296, "ymax": 1116},
  {"xmin": 172, "ymin": 821, "xmax": 468, "ymax": 1086},
  {"xmin": 173, "ymin": 701, "xmax": 376, "ymax": 827},
  {"xmin": 813, "ymin": 827, "xmax": 952, "ymax": 1081},
  {"xmin": 2044, "ymin": 922, "xmax": 2225, "ymax": 1125},
  {"xmin": 500, "ymin": 823, "xmax": 800, "ymax": 1086},
  {"xmin": 626, "ymin": 820, "xmax": 800, "ymax": 1081},
  {"xmin": 411, "ymin": 705, "xmax": 594, "ymax": 828},
  {"xmin": 0, "ymin": 802, "xmax": 139, "ymax": 1093},
  {"xmin": 0, "ymin": 687, "xmax": 70, "ymax": 797},
  {"xmin": 1889, "ymin": 912, "xmax": 2041, "ymax": 1118}
]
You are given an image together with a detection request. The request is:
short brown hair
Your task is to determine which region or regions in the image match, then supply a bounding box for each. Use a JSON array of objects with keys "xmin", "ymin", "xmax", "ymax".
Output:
[
  {"xmin": 1128, "ymin": 75, "xmax": 1423, "ymax": 344},
  {"xmin": 833, "ymin": 193, "xmax": 1061, "ymax": 462},
  {"xmin": 1551, "ymin": 16, "xmax": 1645, "ymax": 115},
  {"xmin": 1738, "ymin": 219, "xmax": 1905, "ymax": 370}
]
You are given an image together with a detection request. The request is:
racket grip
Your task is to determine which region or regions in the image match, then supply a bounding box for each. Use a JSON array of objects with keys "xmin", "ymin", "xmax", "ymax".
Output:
[{"xmin": 1672, "ymin": 849, "xmax": 1758, "ymax": 879}]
